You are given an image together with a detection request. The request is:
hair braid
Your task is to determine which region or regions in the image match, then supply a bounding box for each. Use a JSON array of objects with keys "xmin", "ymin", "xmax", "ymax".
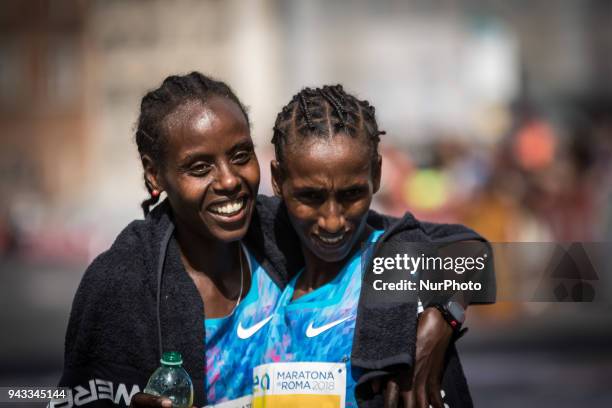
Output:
[
  {"xmin": 319, "ymin": 87, "xmax": 347, "ymax": 130},
  {"xmin": 298, "ymin": 93, "xmax": 315, "ymax": 130},
  {"xmin": 329, "ymin": 85, "xmax": 347, "ymax": 105}
]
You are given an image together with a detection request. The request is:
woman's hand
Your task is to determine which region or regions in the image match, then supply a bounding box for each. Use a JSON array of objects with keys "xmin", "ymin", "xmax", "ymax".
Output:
[
  {"xmin": 129, "ymin": 392, "xmax": 172, "ymax": 408},
  {"xmin": 382, "ymin": 307, "xmax": 453, "ymax": 408}
]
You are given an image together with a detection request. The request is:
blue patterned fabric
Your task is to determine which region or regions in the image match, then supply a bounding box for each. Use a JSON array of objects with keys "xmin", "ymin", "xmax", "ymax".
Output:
[
  {"xmin": 259, "ymin": 230, "xmax": 384, "ymax": 407},
  {"xmin": 204, "ymin": 245, "xmax": 282, "ymax": 405}
]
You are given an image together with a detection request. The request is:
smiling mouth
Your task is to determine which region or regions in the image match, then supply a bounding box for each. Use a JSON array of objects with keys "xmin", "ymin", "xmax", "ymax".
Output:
[
  {"xmin": 207, "ymin": 197, "xmax": 247, "ymax": 217},
  {"xmin": 316, "ymin": 233, "xmax": 346, "ymax": 246}
]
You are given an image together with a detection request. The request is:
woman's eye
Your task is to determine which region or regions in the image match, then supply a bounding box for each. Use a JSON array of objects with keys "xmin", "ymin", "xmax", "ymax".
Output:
[
  {"xmin": 231, "ymin": 151, "xmax": 251, "ymax": 165},
  {"xmin": 188, "ymin": 163, "xmax": 212, "ymax": 176},
  {"xmin": 298, "ymin": 192, "xmax": 324, "ymax": 204},
  {"xmin": 342, "ymin": 188, "xmax": 365, "ymax": 201}
]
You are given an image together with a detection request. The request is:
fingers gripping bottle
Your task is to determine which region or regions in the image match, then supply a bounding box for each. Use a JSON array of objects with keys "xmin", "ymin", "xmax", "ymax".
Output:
[{"xmin": 144, "ymin": 351, "xmax": 194, "ymax": 408}]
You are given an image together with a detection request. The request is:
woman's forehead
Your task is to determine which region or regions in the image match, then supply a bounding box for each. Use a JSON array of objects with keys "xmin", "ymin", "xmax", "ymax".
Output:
[
  {"xmin": 286, "ymin": 133, "xmax": 369, "ymax": 162},
  {"xmin": 163, "ymin": 99, "xmax": 249, "ymax": 150},
  {"xmin": 284, "ymin": 136, "xmax": 372, "ymax": 183},
  {"xmin": 164, "ymin": 98, "xmax": 246, "ymax": 134}
]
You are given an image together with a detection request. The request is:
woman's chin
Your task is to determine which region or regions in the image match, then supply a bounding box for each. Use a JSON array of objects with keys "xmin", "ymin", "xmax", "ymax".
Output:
[
  {"xmin": 308, "ymin": 239, "xmax": 354, "ymax": 263},
  {"xmin": 207, "ymin": 226, "xmax": 250, "ymax": 243}
]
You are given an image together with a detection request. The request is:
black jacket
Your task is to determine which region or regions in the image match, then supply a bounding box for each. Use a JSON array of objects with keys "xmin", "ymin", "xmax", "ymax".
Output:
[{"xmin": 55, "ymin": 196, "xmax": 494, "ymax": 407}]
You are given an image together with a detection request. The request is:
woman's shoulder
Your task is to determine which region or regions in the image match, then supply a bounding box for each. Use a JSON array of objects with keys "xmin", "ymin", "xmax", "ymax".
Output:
[
  {"xmin": 78, "ymin": 205, "xmax": 173, "ymax": 297},
  {"xmin": 64, "ymin": 217, "xmax": 166, "ymax": 374},
  {"xmin": 368, "ymin": 209, "xmax": 485, "ymax": 243},
  {"xmin": 77, "ymin": 224, "xmax": 145, "ymax": 298},
  {"xmin": 94, "ymin": 218, "xmax": 152, "ymax": 265},
  {"xmin": 416, "ymin": 220, "xmax": 484, "ymax": 242}
]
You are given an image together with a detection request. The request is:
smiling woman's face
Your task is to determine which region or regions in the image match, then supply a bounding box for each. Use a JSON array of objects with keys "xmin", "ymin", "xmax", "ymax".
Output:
[
  {"xmin": 272, "ymin": 133, "xmax": 380, "ymax": 263},
  {"xmin": 146, "ymin": 96, "xmax": 260, "ymax": 243}
]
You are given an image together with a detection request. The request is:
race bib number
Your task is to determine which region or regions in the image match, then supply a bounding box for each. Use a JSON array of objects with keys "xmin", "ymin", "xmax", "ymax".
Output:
[{"xmin": 252, "ymin": 362, "xmax": 346, "ymax": 408}]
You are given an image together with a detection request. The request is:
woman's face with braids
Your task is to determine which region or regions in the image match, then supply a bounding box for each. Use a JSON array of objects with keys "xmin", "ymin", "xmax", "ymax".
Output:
[
  {"xmin": 146, "ymin": 97, "xmax": 260, "ymax": 242},
  {"xmin": 272, "ymin": 132, "xmax": 381, "ymax": 263}
]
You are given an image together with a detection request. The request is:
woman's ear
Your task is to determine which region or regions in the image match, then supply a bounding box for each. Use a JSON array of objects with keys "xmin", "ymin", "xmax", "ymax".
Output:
[
  {"xmin": 142, "ymin": 155, "xmax": 163, "ymax": 193},
  {"xmin": 270, "ymin": 160, "xmax": 284, "ymax": 197},
  {"xmin": 372, "ymin": 154, "xmax": 382, "ymax": 194}
]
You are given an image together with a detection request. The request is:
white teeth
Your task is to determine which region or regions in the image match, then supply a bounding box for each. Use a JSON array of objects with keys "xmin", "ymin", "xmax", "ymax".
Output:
[
  {"xmin": 209, "ymin": 199, "xmax": 245, "ymax": 215},
  {"xmin": 319, "ymin": 235, "xmax": 344, "ymax": 244}
]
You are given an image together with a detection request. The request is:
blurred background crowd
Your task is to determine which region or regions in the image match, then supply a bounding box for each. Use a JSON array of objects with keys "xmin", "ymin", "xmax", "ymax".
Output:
[{"xmin": 1, "ymin": 1, "xmax": 611, "ymax": 406}]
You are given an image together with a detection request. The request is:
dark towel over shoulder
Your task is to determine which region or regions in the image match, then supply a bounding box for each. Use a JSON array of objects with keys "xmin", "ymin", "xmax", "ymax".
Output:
[
  {"xmin": 57, "ymin": 197, "xmax": 299, "ymax": 407},
  {"xmin": 352, "ymin": 210, "xmax": 495, "ymax": 408}
]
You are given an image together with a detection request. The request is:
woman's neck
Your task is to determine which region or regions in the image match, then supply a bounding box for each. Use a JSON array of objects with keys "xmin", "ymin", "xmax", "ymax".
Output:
[
  {"xmin": 174, "ymin": 224, "xmax": 242, "ymax": 292},
  {"xmin": 170, "ymin": 215, "xmax": 250, "ymax": 319}
]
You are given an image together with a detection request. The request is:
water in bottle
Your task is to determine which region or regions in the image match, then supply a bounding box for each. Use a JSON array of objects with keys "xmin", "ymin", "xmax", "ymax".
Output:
[{"xmin": 144, "ymin": 351, "xmax": 194, "ymax": 408}]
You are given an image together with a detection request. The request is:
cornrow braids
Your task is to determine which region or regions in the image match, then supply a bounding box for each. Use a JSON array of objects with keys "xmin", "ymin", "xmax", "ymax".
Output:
[
  {"xmin": 319, "ymin": 86, "xmax": 347, "ymax": 130},
  {"xmin": 298, "ymin": 93, "xmax": 315, "ymax": 130},
  {"xmin": 329, "ymin": 85, "xmax": 347, "ymax": 105},
  {"xmin": 272, "ymin": 84, "xmax": 385, "ymax": 168},
  {"xmin": 135, "ymin": 71, "xmax": 249, "ymax": 215}
]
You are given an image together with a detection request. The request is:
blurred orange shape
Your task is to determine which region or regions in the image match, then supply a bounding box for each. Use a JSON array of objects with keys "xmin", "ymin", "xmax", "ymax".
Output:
[{"xmin": 514, "ymin": 120, "xmax": 557, "ymax": 170}]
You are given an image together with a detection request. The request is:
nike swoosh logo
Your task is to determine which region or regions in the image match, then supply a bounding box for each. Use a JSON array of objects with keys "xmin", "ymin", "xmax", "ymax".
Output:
[
  {"xmin": 305, "ymin": 316, "xmax": 353, "ymax": 338},
  {"xmin": 237, "ymin": 316, "xmax": 273, "ymax": 339}
]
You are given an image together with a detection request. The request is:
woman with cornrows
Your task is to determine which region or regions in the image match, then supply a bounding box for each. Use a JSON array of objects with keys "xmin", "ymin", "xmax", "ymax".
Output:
[{"xmin": 254, "ymin": 85, "xmax": 494, "ymax": 407}]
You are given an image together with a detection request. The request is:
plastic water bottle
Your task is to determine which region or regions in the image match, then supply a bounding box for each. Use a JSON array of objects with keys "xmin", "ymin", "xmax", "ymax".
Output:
[{"xmin": 144, "ymin": 351, "xmax": 194, "ymax": 408}]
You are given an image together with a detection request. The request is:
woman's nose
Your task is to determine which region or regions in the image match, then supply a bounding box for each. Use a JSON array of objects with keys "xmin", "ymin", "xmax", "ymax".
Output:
[
  {"xmin": 213, "ymin": 162, "xmax": 241, "ymax": 194},
  {"xmin": 318, "ymin": 200, "xmax": 346, "ymax": 234}
]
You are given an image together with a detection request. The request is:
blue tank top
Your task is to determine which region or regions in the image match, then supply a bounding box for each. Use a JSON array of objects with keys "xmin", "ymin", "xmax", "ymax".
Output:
[
  {"xmin": 204, "ymin": 244, "xmax": 282, "ymax": 406},
  {"xmin": 253, "ymin": 230, "xmax": 384, "ymax": 407}
]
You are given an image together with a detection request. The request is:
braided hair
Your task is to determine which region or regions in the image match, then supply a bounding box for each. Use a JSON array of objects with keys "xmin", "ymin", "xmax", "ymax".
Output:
[
  {"xmin": 271, "ymin": 84, "xmax": 385, "ymax": 169},
  {"xmin": 135, "ymin": 72, "xmax": 249, "ymax": 215}
]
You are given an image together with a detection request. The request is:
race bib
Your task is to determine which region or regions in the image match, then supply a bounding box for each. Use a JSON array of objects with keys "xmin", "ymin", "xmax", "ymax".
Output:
[{"xmin": 252, "ymin": 362, "xmax": 346, "ymax": 408}]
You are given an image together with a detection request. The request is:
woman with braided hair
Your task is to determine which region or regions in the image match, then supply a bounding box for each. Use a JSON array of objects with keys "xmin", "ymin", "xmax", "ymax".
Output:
[
  {"xmin": 57, "ymin": 72, "xmax": 306, "ymax": 408},
  {"xmin": 254, "ymin": 84, "xmax": 494, "ymax": 407}
]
